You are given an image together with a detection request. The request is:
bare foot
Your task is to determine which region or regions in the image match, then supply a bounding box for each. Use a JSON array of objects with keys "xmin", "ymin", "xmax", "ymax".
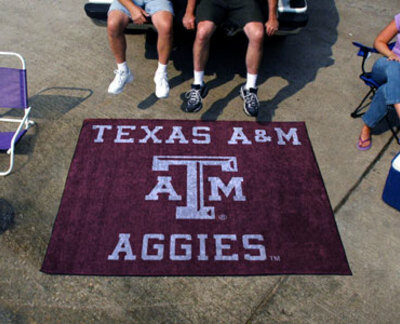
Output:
[{"xmin": 357, "ymin": 125, "xmax": 371, "ymax": 150}]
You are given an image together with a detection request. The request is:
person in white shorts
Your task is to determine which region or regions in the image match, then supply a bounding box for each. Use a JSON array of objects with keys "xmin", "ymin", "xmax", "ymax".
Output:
[{"xmin": 107, "ymin": 0, "xmax": 174, "ymax": 98}]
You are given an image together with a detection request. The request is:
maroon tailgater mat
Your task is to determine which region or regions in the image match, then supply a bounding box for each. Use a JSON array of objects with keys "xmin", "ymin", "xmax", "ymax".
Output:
[{"xmin": 42, "ymin": 119, "xmax": 351, "ymax": 276}]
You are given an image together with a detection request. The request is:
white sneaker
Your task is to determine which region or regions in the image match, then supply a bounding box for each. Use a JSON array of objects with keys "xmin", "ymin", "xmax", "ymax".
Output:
[
  {"xmin": 108, "ymin": 69, "xmax": 134, "ymax": 94},
  {"xmin": 154, "ymin": 71, "xmax": 170, "ymax": 99}
]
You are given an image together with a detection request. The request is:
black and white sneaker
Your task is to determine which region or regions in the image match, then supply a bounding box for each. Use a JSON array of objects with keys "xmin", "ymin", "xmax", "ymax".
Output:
[
  {"xmin": 240, "ymin": 86, "xmax": 260, "ymax": 117},
  {"xmin": 184, "ymin": 84, "xmax": 208, "ymax": 112}
]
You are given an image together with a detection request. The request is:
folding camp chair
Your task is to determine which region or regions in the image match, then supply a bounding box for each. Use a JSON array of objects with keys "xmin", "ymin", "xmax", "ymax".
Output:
[
  {"xmin": 0, "ymin": 52, "xmax": 34, "ymax": 176},
  {"xmin": 351, "ymin": 42, "xmax": 399, "ymax": 144}
]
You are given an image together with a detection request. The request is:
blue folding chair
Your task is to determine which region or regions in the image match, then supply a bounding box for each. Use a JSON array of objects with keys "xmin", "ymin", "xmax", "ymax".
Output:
[
  {"xmin": 351, "ymin": 42, "xmax": 399, "ymax": 144},
  {"xmin": 0, "ymin": 52, "xmax": 35, "ymax": 176}
]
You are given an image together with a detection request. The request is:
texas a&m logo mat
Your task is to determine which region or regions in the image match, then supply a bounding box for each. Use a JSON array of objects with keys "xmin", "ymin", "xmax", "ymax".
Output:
[{"xmin": 42, "ymin": 119, "xmax": 351, "ymax": 275}]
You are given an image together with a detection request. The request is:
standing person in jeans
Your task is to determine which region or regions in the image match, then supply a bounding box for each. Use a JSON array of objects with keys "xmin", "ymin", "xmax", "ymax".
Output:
[
  {"xmin": 182, "ymin": 0, "xmax": 279, "ymax": 117},
  {"xmin": 107, "ymin": 0, "xmax": 174, "ymax": 98},
  {"xmin": 357, "ymin": 13, "xmax": 400, "ymax": 150}
]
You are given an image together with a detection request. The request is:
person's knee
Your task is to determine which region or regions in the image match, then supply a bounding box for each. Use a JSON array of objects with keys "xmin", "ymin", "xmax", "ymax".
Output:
[
  {"xmin": 388, "ymin": 61, "xmax": 400, "ymax": 74},
  {"xmin": 107, "ymin": 14, "xmax": 126, "ymax": 38},
  {"xmin": 375, "ymin": 57, "xmax": 400, "ymax": 73},
  {"xmin": 156, "ymin": 18, "xmax": 173, "ymax": 38},
  {"xmin": 246, "ymin": 23, "xmax": 264, "ymax": 44},
  {"xmin": 196, "ymin": 22, "xmax": 214, "ymax": 43}
]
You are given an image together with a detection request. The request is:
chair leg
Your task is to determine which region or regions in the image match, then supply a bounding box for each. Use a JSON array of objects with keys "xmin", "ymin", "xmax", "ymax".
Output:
[
  {"xmin": 25, "ymin": 119, "xmax": 35, "ymax": 129},
  {"xmin": 0, "ymin": 147, "xmax": 14, "ymax": 176},
  {"xmin": 385, "ymin": 115, "xmax": 400, "ymax": 145},
  {"xmin": 351, "ymin": 88, "xmax": 375, "ymax": 118}
]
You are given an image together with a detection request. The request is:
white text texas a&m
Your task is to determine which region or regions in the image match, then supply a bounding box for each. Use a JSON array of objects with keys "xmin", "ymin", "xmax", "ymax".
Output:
[
  {"xmin": 108, "ymin": 233, "xmax": 267, "ymax": 262},
  {"xmin": 92, "ymin": 125, "xmax": 302, "ymax": 146}
]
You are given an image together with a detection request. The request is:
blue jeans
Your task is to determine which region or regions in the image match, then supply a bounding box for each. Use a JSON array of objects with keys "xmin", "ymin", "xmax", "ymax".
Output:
[{"xmin": 362, "ymin": 57, "xmax": 400, "ymax": 128}]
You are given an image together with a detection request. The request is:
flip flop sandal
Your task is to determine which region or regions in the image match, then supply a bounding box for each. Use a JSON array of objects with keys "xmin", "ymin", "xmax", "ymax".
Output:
[{"xmin": 357, "ymin": 136, "xmax": 372, "ymax": 151}]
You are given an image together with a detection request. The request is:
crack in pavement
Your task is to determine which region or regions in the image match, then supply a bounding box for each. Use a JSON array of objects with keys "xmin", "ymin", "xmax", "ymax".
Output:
[
  {"xmin": 244, "ymin": 134, "xmax": 397, "ymax": 323},
  {"xmin": 333, "ymin": 135, "xmax": 396, "ymax": 215},
  {"xmin": 245, "ymin": 276, "xmax": 289, "ymax": 324}
]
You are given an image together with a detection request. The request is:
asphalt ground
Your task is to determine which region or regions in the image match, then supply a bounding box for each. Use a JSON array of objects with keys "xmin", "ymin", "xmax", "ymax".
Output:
[{"xmin": 0, "ymin": 0, "xmax": 399, "ymax": 322}]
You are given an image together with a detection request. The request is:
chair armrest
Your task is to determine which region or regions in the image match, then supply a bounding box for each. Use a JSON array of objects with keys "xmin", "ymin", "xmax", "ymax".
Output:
[
  {"xmin": 352, "ymin": 42, "xmax": 378, "ymax": 56},
  {"xmin": 353, "ymin": 41, "xmax": 396, "ymax": 56},
  {"xmin": 0, "ymin": 52, "xmax": 26, "ymax": 70},
  {"xmin": 352, "ymin": 41, "xmax": 396, "ymax": 76}
]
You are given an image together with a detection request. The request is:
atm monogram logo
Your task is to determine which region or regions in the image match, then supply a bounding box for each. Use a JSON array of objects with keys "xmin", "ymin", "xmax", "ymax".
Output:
[{"xmin": 145, "ymin": 156, "xmax": 246, "ymax": 220}]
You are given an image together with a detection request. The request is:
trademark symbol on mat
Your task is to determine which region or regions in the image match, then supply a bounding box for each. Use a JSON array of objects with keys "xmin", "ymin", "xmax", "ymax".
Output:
[{"xmin": 269, "ymin": 255, "xmax": 281, "ymax": 262}]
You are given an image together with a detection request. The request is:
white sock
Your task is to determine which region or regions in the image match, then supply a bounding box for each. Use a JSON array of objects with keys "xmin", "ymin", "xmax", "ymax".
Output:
[
  {"xmin": 156, "ymin": 62, "xmax": 168, "ymax": 75},
  {"xmin": 117, "ymin": 62, "xmax": 128, "ymax": 72},
  {"xmin": 193, "ymin": 70, "xmax": 204, "ymax": 86},
  {"xmin": 245, "ymin": 73, "xmax": 258, "ymax": 90}
]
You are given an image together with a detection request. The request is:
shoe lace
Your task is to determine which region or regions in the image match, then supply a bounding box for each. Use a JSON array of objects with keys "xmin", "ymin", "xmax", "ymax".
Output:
[
  {"xmin": 243, "ymin": 91, "xmax": 259, "ymax": 110},
  {"xmin": 155, "ymin": 72, "xmax": 169, "ymax": 87},
  {"xmin": 114, "ymin": 69, "xmax": 126, "ymax": 85},
  {"xmin": 160, "ymin": 75, "xmax": 168, "ymax": 87},
  {"xmin": 185, "ymin": 88, "xmax": 202, "ymax": 104}
]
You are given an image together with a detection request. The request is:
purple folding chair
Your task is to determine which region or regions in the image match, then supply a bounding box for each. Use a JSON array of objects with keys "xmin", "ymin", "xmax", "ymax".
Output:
[{"xmin": 0, "ymin": 52, "xmax": 34, "ymax": 176}]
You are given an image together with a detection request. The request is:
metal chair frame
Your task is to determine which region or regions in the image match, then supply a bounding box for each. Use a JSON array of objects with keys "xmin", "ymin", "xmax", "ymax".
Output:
[{"xmin": 0, "ymin": 52, "xmax": 35, "ymax": 176}]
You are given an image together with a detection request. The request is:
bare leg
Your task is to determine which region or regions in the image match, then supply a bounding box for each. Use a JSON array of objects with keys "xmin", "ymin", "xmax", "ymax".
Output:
[
  {"xmin": 193, "ymin": 21, "xmax": 216, "ymax": 72},
  {"xmin": 243, "ymin": 22, "xmax": 264, "ymax": 74},
  {"xmin": 395, "ymin": 103, "xmax": 400, "ymax": 118},
  {"xmin": 151, "ymin": 11, "xmax": 173, "ymax": 65},
  {"xmin": 107, "ymin": 10, "xmax": 130, "ymax": 64}
]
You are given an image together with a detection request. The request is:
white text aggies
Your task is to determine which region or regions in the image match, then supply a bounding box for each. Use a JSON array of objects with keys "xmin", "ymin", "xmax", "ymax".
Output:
[{"xmin": 108, "ymin": 233, "xmax": 268, "ymax": 262}]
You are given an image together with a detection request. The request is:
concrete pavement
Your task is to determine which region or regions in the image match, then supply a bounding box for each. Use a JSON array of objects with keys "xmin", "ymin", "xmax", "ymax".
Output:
[{"xmin": 0, "ymin": 0, "xmax": 399, "ymax": 322}]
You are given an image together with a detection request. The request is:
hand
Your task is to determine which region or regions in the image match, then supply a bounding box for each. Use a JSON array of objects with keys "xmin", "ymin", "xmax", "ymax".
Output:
[
  {"xmin": 265, "ymin": 17, "xmax": 279, "ymax": 37},
  {"xmin": 129, "ymin": 5, "xmax": 149, "ymax": 25},
  {"xmin": 387, "ymin": 53, "xmax": 400, "ymax": 62},
  {"xmin": 183, "ymin": 12, "xmax": 196, "ymax": 30}
]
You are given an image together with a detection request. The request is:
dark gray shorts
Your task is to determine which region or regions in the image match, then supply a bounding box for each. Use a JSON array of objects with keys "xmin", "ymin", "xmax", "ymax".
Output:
[{"xmin": 196, "ymin": 0, "xmax": 266, "ymax": 27}]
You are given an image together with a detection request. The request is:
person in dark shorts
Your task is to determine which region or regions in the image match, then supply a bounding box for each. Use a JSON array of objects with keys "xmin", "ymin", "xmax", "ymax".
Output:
[{"xmin": 182, "ymin": 0, "xmax": 278, "ymax": 116}]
